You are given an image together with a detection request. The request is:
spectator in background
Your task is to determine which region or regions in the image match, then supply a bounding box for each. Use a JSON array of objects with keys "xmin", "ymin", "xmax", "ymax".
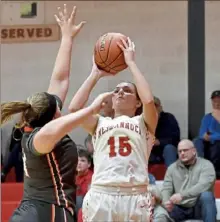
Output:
[
  {"xmin": 194, "ymin": 90, "xmax": 220, "ymax": 179},
  {"xmin": 1, "ymin": 126, "xmax": 24, "ymax": 182},
  {"xmin": 76, "ymin": 149, "xmax": 93, "ymax": 214},
  {"xmin": 162, "ymin": 139, "xmax": 216, "ymax": 222},
  {"xmin": 149, "ymin": 96, "xmax": 180, "ymax": 167}
]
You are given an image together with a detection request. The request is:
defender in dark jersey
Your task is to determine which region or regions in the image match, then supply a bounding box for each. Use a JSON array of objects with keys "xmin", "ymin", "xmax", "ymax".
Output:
[
  {"xmin": 1, "ymin": 91, "xmax": 112, "ymax": 222},
  {"xmin": 1, "ymin": 4, "xmax": 86, "ymax": 222}
]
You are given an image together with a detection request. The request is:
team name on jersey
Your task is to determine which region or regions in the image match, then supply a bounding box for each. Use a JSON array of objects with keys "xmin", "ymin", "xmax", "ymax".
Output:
[{"xmin": 97, "ymin": 121, "xmax": 142, "ymax": 139}]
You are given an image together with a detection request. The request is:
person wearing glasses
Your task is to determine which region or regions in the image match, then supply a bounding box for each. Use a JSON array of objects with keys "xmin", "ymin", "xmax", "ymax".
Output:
[{"xmin": 161, "ymin": 139, "xmax": 216, "ymax": 222}]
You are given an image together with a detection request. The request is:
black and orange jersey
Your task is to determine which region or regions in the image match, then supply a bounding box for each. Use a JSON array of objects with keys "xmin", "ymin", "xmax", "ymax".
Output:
[{"xmin": 21, "ymin": 127, "xmax": 78, "ymax": 209}]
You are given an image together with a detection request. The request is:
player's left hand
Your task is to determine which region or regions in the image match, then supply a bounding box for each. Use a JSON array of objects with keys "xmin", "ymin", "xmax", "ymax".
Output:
[
  {"xmin": 91, "ymin": 56, "xmax": 112, "ymax": 78},
  {"xmin": 170, "ymin": 193, "xmax": 183, "ymax": 204},
  {"xmin": 117, "ymin": 37, "xmax": 135, "ymax": 66},
  {"xmin": 54, "ymin": 4, "xmax": 86, "ymax": 39}
]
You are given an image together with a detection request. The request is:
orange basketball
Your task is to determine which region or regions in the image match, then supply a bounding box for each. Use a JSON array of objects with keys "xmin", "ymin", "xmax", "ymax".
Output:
[{"xmin": 94, "ymin": 33, "xmax": 128, "ymax": 75}]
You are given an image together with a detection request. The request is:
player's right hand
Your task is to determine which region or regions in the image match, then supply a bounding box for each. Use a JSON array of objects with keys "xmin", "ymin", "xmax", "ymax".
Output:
[
  {"xmin": 54, "ymin": 4, "xmax": 86, "ymax": 39},
  {"xmin": 117, "ymin": 37, "xmax": 135, "ymax": 66},
  {"xmin": 90, "ymin": 92, "xmax": 113, "ymax": 114}
]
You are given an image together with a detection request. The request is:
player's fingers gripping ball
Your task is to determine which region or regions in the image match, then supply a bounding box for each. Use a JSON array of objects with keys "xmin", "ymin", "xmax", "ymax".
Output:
[{"xmin": 94, "ymin": 32, "xmax": 128, "ymax": 75}]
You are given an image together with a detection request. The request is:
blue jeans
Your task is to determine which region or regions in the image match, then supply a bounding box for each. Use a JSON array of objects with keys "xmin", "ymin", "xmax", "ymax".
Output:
[
  {"xmin": 169, "ymin": 192, "xmax": 217, "ymax": 222},
  {"xmin": 148, "ymin": 173, "xmax": 156, "ymax": 185},
  {"xmin": 76, "ymin": 195, "xmax": 84, "ymax": 214},
  {"xmin": 149, "ymin": 144, "xmax": 177, "ymax": 167}
]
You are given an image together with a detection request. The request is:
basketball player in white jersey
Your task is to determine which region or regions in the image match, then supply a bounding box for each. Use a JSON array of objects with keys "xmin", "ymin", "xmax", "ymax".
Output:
[{"xmin": 69, "ymin": 37, "xmax": 158, "ymax": 221}]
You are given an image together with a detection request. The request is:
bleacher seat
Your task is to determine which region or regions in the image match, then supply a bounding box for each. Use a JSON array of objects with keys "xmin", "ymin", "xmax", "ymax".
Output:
[
  {"xmin": 78, "ymin": 208, "xmax": 83, "ymax": 222},
  {"xmin": 215, "ymin": 181, "xmax": 220, "ymax": 199},
  {"xmin": 149, "ymin": 164, "xmax": 167, "ymax": 180},
  {"xmin": 1, "ymin": 183, "xmax": 23, "ymax": 201},
  {"xmin": 4, "ymin": 168, "xmax": 16, "ymax": 182},
  {"xmin": 1, "ymin": 201, "xmax": 20, "ymax": 221}
]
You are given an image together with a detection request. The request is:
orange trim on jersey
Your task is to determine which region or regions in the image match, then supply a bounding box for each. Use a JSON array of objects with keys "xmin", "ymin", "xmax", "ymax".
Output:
[
  {"xmin": 46, "ymin": 154, "xmax": 61, "ymax": 206},
  {"xmin": 51, "ymin": 204, "xmax": 55, "ymax": 222},
  {"xmin": 24, "ymin": 126, "xmax": 33, "ymax": 132},
  {"xmin": 63, "ymin": 208, "xmax": 67, "ymax": 222},
  {"xmin": 51, "ymin": 152, "xmax": 69, "ymax": 208}
]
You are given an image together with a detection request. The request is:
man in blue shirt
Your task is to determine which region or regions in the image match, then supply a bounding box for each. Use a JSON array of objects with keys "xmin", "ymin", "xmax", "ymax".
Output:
[{"xmin": 194, "ymin": 90, "xmax": 220, "ymax": 179}]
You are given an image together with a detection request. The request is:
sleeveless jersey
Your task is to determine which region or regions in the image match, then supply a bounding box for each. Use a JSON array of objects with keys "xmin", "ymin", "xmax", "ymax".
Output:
[{"xmin": 92, "ymin": 115, "xmax": 154, "ymax": 187}]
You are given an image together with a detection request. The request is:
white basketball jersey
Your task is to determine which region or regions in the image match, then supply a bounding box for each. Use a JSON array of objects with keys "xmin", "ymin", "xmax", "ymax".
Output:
[{"xmin": 91, "ymin": 115, "xmax": 154, "ymax": 187}]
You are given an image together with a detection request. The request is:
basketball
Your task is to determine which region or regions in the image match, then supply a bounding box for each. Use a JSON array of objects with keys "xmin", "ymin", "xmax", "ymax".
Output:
[{"xmin": 94, "ymin": 33, "xmax": 128, "ymax": 75}]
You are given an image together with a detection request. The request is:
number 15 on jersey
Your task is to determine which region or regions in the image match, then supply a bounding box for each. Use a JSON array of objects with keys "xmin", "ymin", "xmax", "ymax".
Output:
[{"xmin": 108, "ymin": 136, "xmax": 132, "ymax": 158}]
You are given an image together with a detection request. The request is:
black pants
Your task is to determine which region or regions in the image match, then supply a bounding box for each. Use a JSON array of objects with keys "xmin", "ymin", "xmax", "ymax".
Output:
[
  {"xmin": 169, "ymin": 192, "xmax": 217, "ymax": 222},
  {"xmin": 10, "ymin": 200, "xmax": 75, "ymax": 222},
  {"xmin": 2, "ymin": 143, "xmax": 23, "ymax": 182}
]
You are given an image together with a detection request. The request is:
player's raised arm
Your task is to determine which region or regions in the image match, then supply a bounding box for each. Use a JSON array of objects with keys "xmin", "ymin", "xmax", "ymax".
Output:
[
  {"xmin": 47, "ymin": 4, "xmax": 86, "ymax": 104},
  {"xmin": 33, "ymin": 92, "xmax": 112, "ymax": 154},
  {"xmin": 68, "ymin": 60, "xmax": 109, "ymax": 113},
  {"xmin": 68, "ymin": 33, "xmax": 119, "ymax": 114},
  {"xmin": 68, "ymin": 33, "xmax": 128, "ymax": 134},
  {"xmin": 118, "ymin": 37, "xmax": 158, "ymax": 135},
  {"xmin": 68, "ymin": 60, "xmax": 111, "ymax": 135}
]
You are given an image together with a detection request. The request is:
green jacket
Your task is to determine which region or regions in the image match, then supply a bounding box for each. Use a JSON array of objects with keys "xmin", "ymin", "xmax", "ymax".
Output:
[{"xmin": 161, "ymin": 157, "xmax": 216, "ymax": 207}]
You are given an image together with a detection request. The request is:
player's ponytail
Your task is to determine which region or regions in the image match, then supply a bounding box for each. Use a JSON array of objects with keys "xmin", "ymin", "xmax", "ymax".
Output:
[
  {"xmin": 2, "ymin": 92, "xmax": 59, "ymax": 128},
  {"xmin": 1, "ymin": 101, "xmax": 31, "ymax": 125}
]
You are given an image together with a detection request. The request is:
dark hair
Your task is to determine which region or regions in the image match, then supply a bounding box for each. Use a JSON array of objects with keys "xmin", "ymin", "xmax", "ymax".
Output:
[
  {"xmin": 124, "ymin": 81, "xmax": 143, "ymax": 116},
  {"xmin": 78, "ymin": 149, "xmax": 92, "ymax": 163},
  {"xmin": 211, "ymin": 90, "xmax": 220, "ymax": 99}
]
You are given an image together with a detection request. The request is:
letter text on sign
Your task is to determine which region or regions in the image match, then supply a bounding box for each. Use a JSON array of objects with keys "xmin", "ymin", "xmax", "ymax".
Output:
[{"xmin": 1, "ymin": 24, "xmax": 60, "ymax": 43}]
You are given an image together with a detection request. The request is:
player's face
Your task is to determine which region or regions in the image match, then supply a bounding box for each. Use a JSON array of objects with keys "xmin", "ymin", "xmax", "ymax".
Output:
[
  {"xmin": 77, "ymin": 157, "xmax": 91, "ymax": 173},
  {"xmin": 212, "ymin": 97, "xmax": 220, "ymax": 110},
  {"xmin": 112, "ymin": 82, "xmax": 139, "ymax": 112},
  {"xmin": 178, "ymin": 144, "xmax": 196, "ymax": 164}
]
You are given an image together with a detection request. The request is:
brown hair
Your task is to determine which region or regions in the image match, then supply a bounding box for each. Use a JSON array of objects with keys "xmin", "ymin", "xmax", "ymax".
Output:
[
  {"xmin": 1, "ymin": 92, "xmax": 51, "ymax": 128},
  {"xmin": 125, "ymin": 81, "xmax": 143, "ymax": 116},
  {"xmin": 78, "ymin": 149, "xmax": 92, "ymax": 163}
]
